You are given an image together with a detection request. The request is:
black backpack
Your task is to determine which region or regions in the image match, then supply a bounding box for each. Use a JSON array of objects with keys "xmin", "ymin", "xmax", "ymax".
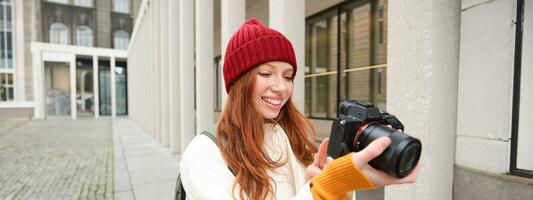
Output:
[{"xmin": 175, "ymin": 131, "xmax": 234, "ymax": 200}]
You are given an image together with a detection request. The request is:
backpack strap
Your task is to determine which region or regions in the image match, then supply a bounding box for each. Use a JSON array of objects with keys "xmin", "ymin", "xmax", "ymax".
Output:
[
  {"xmin": 200, "ymin": 131, "xmax": 235, "ymax": 175},
  {"xmin": 200, "ymin": 131, "xmax": 216, "ymax": 142}
]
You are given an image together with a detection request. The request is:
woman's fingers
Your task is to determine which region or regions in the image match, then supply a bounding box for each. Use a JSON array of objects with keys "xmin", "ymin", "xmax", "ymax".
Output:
[
  {"xmin": 353, "ymin": 136, "xmax": 391, "ymax": 166},
  {"xmin": 305, "ymin": 164, "xmax": 322, "ymax": 181},
  {"xmin": 313, "ymin": 138, "xmax": 329, "ymax": 169}
]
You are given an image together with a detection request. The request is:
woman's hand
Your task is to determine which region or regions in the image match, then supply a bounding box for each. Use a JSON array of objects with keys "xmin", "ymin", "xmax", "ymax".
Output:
[
  {"xmin": 305, "ymin": 138, "xmax": 333, "ymax": 181},
  {"xmin": 351, "ymin": 136, "xmax": 421, "ymax": 187}
]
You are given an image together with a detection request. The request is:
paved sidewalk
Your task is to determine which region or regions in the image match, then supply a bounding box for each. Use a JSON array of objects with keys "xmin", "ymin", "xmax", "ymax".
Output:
[
  {"xmin": 0, "ymin": 118, "xmax": 114, "ymax": 200},
  {"xmin": 0, "ymin": 118, "xmax": 180, "ymax": 200},
  {"xmin": 113, "ymin": 118, "xmax": 180, "ymax": 200}
]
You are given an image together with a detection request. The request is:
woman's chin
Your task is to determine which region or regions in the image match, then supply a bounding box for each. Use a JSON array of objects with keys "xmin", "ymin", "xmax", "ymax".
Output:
[{"xmin": 262, "ymin": 111, "xmax": 280, "ymax": 119}]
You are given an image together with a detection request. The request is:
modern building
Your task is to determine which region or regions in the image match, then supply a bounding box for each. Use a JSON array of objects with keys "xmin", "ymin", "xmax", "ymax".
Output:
[
  {"xmin": 127, "ymin": 0, "xmax": 532, "ymax": 199},
  {"xmin": 0, "ymin": 0, "xmax": 141, "ymax": 119}
]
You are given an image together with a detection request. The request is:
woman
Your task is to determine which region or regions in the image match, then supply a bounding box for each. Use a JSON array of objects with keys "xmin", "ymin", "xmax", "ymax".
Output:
[{"xmin": 180, "ymin": 18, "xmax": 420, "ymax": 200}]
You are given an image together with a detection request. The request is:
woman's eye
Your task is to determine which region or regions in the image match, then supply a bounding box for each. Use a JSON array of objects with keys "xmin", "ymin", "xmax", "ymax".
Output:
[
  {"xmin": 284, "ymin": 76, "xmax": 293, "ymax": 81},
  {"xmin": 259, "ymin": 73, "xmax": 271, "ymax": 77}
]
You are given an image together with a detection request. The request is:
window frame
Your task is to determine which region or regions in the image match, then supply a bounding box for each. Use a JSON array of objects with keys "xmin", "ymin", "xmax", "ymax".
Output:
[
  {"xmin": 510, "ymin": 0, "xmax": 533, "ymax": 178},
  {"xmin": 49, "ymin": 22, "xmax": 69, "ymax": 45},
  {"xmin": 113, "ymin": 0, "xmax": 129, "ymax": 14},
  {"xmin": 113, "ymin": 30, "xmax": 129, "ymax": 50},
  {"xmin": 74, "ymin": 0, "xmax": 92, "ymax": 7},
  {"xmin": 0, "ymin": 0, "xmax": 12, "ymax": 101},
  {"xmin": 304, "ymin": 0, "xmax": 385, "ymax": 120},
  {"xmin": 76, "ymin": 25, "xmax": 93, "ymax": 47}
]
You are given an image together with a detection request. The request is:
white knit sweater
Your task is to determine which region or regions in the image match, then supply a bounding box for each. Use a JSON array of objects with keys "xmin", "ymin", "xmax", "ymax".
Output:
[{"xmin": 180, "ymin": 124, "xmax": 315, "ymax": 200}]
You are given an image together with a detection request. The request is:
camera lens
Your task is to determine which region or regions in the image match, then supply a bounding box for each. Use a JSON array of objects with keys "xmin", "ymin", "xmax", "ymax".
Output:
[{"xmin": 357, "ymin": 124, "xmax": 421, "ymax": 178}]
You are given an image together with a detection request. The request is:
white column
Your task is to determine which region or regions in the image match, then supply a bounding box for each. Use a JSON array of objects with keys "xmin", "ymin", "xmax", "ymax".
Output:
[
  {"xmin": 80, "ymin": 71, "xmax": 86, "ymax": 110},
  {"xmin": 385, "ymin": 0, "xmax": 460, "ymax": 200},
  {"xmin": 220, "ymin": 0, "xmax": 245, "ymax": 108},
  {"xmin": 93, "ymin": 55, "xmax": 99, "ymax": 118},
  {"xmin": 179, "ymin": 0, "xmax": 195, "ymax": 152},
  {"xmin": 149, "ymin": 2, "xmax": 155, "ymax": 136},
  {"xmin": 111, "ymin": 56, "xmax": 116, "ymax": 118},
  {"xmin": 154, "ymin": 0, "xmax": 162, "ymax": 142},
  {"xmin": 169, "ymin": 0, "xmax": 181, "ymax": 154},
  {"xmin": 31, "ymin": 45, "xmax": 44, "ymax": 119},
  {"xmin": 70, "ymin": 54, "xmax": 77, "ymax": 119},
  {"xmin": 13, "ymin": 0, "xmax": 26, "ymax": 101},
  {"xmin": 195, "ymin": 0, "xmax": 214, "ymax": 132},
  {"xmin": 161, "ymin": 0, "xmax": 170, "ymax": 146},
  {"xmin": 269, "ymin": 0, "xmax": 305, "ymax": 112}
]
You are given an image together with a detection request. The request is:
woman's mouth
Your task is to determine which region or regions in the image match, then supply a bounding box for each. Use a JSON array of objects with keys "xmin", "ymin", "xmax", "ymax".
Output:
[{"xmin": 262, "ymin": 97, "xmax": 282, "ymax": 107}]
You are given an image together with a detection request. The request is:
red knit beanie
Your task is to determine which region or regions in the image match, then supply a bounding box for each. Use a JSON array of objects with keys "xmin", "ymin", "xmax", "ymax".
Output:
[{"xmin": 223, "ymin": 18, "xmax": 297, "ymax": 93}]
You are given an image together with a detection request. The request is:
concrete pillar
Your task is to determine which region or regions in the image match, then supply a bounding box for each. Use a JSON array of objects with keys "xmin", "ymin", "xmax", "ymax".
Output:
[
  {"xmin": 385, "ymin": 0, "xmax": 460, "ymax": 200},
  {"xmin": 179, "ymin": 0, "xmax": 195, "ymax": 152},
  {"xmin": 13, "ymin": 0, "xmax": 26, "ymax": 101},
  {"xmin": 220, "ymin": 0, "xmax": 245, "ymax": 108},
  {"xmin": 161, "ymin": 0, "xmax": 170, "ymax": 146},
  {"xmin": 31, "ymin": 46, "xmax": 44, "ymax": 119},
  {"xmin": 169, "ymin": 0, "xmax": 181, "ymax": 154},
  {"xmin": 70, "ymin": 54, "xmax": 77, "ymax": 119},
  {"xmin": 111, "ymin": 56, "xmax": 116, "ymax": 118},
  {"xmin": 93, "ymin": 55, "xmax": 99, "ymax": 118},
  {"xmin": 269, "ymin": 0, "xmax": 305, "ymax": 111},
  {"xmin": 195, "ymin": 0, "xmax": 215, "ymax": 132},
  {"xmin": 96, "ymin": 0, "xmax": 111, "ymax": 48},
  {"xmin": 80, "ymin": 71, "xmax": 86, "ymax": 110},
  {"xmin": 154, "ymin": 0, "xmax": 162, "ymax": 142},
  {"xmin": 149, "ymin": 2, "xmax": 155, "ymax": 137}
]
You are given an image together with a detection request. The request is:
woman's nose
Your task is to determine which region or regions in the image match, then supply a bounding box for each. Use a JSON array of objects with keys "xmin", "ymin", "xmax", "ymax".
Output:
[{"xmin": 271, "ymin": 76, "xmax": 288, "ymax": 93}]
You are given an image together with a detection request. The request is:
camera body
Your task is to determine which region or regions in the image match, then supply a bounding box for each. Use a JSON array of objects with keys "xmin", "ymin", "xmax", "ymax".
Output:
[{"xmin": 327, "ymin": 100, "xmax": 421, "ymax": 178}]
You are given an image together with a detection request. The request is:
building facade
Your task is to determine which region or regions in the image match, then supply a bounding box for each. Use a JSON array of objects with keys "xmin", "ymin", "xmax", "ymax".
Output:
[{"xmin": 0, "ymin": 0, "xmax": 141, "ymax": 119}]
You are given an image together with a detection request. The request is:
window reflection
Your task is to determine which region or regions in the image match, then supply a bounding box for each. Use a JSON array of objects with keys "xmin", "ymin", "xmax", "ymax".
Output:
[
  {"xmin": 76, "ymin": 26, "xmax": 93, "ymax": 47},
  {"xmin": 114, "ymin": 30, "xmax": 129, "ymax": 50},
  {"xmin": 305, "ymin": 0, "xmax": 388, "ymax": 119},
  {"xmin": 50, "ymin": 22, "xmax": 69, "ymax": 45}
]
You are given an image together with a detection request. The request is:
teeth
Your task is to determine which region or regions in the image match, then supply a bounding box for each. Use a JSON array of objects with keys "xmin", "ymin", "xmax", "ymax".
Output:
[{"xmin": 262, "ymin": 97, "xmax": 281, "ymax": 106}]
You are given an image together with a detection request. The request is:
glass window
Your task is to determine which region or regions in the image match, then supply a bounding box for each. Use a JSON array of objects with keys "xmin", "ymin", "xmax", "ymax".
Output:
[
  {"xmin": 0, "ymin": 72, "xmax": 13, "ymax": 101},
  {"xmin": 214, "ymin": 56, "xmax": 222, "ymax": 112},
  {"xmin": 0, "ymin": 31, "xmax": 4, "ymax": 68},
  {"xmin": 305, "ymin": 0, "xmax": 388, "ymax": 119},
  {"xmin": 46, "ymin": 0, "xmax": 68, "ymax": 4},
  {"xmin": 50, "ymin": 22, "xmax": 69, "ymax": 45},
  {"xmin": 115, "ymin": 62, "xmax": 128, "ymax": 115},
  {"xmin": 0, "ymin": 1, "xmax": 12, "ymax": 70},
  {"xmin": 114, "ymin": 0, "xmax": 129, "ymax": 13},
  {"xmin": 75, "ymin": 0, "xmax": 92, "ymax": 7},
  {"xmin": 305, "ymin": 11, "xmax": 338, "ymax": 119},
  {"xmin": 76, "ymin": 26, "xmax": 93, "ymax": 47},
  {"xmin": 0, "ymin": 4, "xmax": 11, "ymax": 30},
  {"xmin": 512, "ymin": 0, "xmax": 533, "ymax": 177},
  {"xmin": 113, "ymin": 30, "xmax": 129, "ymax": 50},
  {"xmin": 99, "ymin": 61, "xmax": 111, "ymax": 115},
  {"xmin": 6, "ymin": 31, "xmax": 10, "ymax": 68}
]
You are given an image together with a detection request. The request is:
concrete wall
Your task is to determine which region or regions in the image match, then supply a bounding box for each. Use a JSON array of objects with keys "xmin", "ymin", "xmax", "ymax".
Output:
[
  {"xmin": 306, "ymin": 0, "xmax": 344, "ymax": 17},
  {"xmin": 387, "ymin": 0, "xmax": 460, "ymax": 199},
  {"xmin": 517, "ymin": 0, "xmax": 533, "ymax": 171},
  {"xmin": 453, "ymin": 0, "xmax": 533, "ymax": 199},
  {"xmin": 456, "ymin": 0, "xmax": 516, "ymax": 174},
  {"xmin": 0, "ymin": 108, "xmax": 33, "ymax": 119}
]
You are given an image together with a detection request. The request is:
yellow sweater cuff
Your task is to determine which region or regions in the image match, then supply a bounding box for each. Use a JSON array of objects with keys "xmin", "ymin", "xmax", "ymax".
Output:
[{"xmin": 310, "ymin": 153, "xmax": 375, "ymax": 200}]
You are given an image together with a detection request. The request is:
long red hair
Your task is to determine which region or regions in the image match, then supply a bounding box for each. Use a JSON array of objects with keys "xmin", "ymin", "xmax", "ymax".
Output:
[{"xmin": 217, "ymin": 68, "xmax": 317, "ymax": 199}]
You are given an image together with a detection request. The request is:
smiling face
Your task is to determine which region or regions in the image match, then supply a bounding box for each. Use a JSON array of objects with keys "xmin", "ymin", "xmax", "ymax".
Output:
[{"xmin": 252, "ymin": 61, "xmax": 295, "ymax": 119}]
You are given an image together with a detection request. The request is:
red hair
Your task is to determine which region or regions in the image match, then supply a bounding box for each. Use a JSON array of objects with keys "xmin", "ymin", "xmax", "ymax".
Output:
[{"xmin": 217, "ymin": 68, "xmax": 317, "ymax": 199}]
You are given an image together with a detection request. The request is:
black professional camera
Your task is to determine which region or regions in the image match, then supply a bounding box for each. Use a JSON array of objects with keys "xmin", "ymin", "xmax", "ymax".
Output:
[{"xmin": 327, "ymin": 100, "xmax": 421, "ymax": 178}]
